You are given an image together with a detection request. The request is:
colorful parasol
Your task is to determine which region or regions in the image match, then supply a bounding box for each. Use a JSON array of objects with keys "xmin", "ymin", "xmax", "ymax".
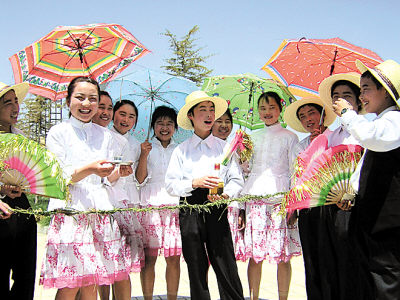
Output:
[
  {"xmin": 284, "ymin": 136, "xmax": 363, "ymax": 212},
  {"xmin": 9, "ymin": 23, "xmax": 149, "ymax": 100},
  {"xmin": 202, "ymin": 73, "xmax": 296, "ymax": 131},
  {"xmin": 262, "ymin": 37, "xmax": 383, "ymax": 98},
  {"xmin": 103, "ymin": 67, "xmax": 197, "ymax": 143},
  {"xmin": 0, "ymin": 133, "xmax": 69, "ymax": 199}
]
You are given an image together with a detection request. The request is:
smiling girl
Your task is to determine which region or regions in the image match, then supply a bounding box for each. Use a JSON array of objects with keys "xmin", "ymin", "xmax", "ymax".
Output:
[
  {"xmin": 136, "ymin": 106, "xmax": 181, "ymax": 300},
  {"xmin": 40, "ymin": 77, "xmax": 131, "ymax": 300},
  {"xmin": 241, "ymin": 92, "xmax": 301, "ymax": 300}
]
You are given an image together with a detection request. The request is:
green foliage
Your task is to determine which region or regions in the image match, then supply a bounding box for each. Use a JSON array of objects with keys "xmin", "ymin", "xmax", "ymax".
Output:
[
  {"xmin": 162, "ymin": 25, "xmax": 213, "ymax": 86},
  {"xmin": 17, "ymin": 96, "xmax": 62, "ymax": 144},
  {"xmin": 26, "ymin": 194, "xmax": 51, "ymax": 226}
]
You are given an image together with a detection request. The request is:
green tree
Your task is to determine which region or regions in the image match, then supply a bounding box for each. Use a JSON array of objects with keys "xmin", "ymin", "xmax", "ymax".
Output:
[
  {"xmin": 162, "ymin": 25, "xmax": 213, "ymax": 85},
  {"xmin": 17, "ymin": 96, "xmax": 62, "ymax": 144}
]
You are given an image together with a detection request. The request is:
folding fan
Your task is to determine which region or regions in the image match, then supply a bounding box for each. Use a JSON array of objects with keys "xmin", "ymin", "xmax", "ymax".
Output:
[
  {"xmin": 285, "ymin": 143, "xmax": 363, "ymax": 213},
  {"xmin": 0, "ymin": 133, "xmax": 68, "ymax": 199}
]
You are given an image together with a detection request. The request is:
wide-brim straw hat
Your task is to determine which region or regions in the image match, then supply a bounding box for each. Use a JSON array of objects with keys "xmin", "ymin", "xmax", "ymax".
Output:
[
  {"xmin": 318, "ymin": 72, "xmax": 360, "ymax": 110},
  {"xmin": 283, "ymin": 97, "xmax": 336, "ymax": 133},
  {"xmin": 0, "ymin": 82, "xmax": 29, "ymax": 104},
  {"xmin": 177, "ymin": 90, "xmax": 228, "ymax": 130},
  {"xmin": 356, "ymin": 59, "xmax": 400, "ymax": 108}
]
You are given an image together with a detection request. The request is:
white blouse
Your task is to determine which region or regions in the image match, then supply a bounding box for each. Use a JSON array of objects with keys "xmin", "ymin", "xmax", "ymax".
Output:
[
  {"xmin": 139, "ymin": 138, "xmax": 180, "ymax": 206},
  {"xmin": 46, "ymin": 116, "xmax": 116, "ymax": 211},
  {"xmin": 110, "ymin": 127, "xmax": 141, "ymax": 206},
  {"xmin": 241, "ymin": 123, "xmax": 299, "ymax": 197}
]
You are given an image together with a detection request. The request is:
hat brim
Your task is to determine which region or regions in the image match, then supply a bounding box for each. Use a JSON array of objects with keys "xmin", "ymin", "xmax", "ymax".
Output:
[
  {"xmin": 283, "ymin": 97, "xmax": 337, "ymax": 133},
  {"xmin": 0, "ymin": 82, "xmax": 29, "ymax": 104},
  {"xmin": 318, "ymin": 72, "xmax": 360, "ymax": 110},
  {"xmin": 356, "ymin": 59, "xmax": 399, "ymax": 106},
  {"xmin": 177, "ymin": 96, "xmax": 228, "ymax": 130}
]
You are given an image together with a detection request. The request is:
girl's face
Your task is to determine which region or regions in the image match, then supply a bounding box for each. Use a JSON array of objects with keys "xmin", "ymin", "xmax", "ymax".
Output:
[
  {"xmin": 212, "ymin": 113, "xmax": 232, "ymax": 140},
  {"xmin": 0, "ymin": 90, "xmax": 19, "ymax": 128},
  {"xmin": 68, "ymin": 82, "xmax": 99, "ymax": 123},
  {"xmin": 154, "ymin": 116, "xmax": 175, "ymax": 144},
  {"xmin": 359, "ymin": 76, "xmax": 390, "ymax": 115},
  {"xmin": 113, "ymin": 104, "xmax": 137, "ymax": 135},
  {"xmin": 92, "ymin": 94, "xmax": 113, "ymax": 127},
  {"xmin": 258, "ymin": 96, "xmax": 281, "ymax": 126},
  {"xmin": 188, "ymin": 101, "xmax": 215, "ymax": 134},
  {"xmin": 332, "ymin": 84, "xmax": 360, "ymax": 113}
]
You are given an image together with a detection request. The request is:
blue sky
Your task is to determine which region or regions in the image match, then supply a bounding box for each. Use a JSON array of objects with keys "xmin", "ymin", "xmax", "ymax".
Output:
[{"xmin": 1, "ymin": 0, "xmax": 400, "ymax": 85}]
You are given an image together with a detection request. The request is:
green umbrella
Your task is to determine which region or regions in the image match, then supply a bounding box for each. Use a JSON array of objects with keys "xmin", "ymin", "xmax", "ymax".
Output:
[{"xmin": 202, "ymin": 73, "xmax": 296, "ymax": 130}]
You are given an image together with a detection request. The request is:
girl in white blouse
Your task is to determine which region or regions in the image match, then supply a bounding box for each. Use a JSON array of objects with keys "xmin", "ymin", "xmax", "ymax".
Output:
[
  {"xmin": 136, "ymin": 106, "xmax": 181, "ymax": 300},
  {"xmin": 241, "ymin": 92, "xmax": 301, "ymax": 300},
  {"xmin": 40, "ymin": 77, "xmax": 131, "ymax": 299}
]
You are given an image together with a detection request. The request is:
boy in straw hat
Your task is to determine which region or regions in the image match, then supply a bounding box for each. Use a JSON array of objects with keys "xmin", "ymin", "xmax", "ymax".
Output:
[
  {"xmin": 165, "ymin": 91, "xmax": 244, "ymax": 300},
  {"xmin": 0, "ymin": 82, "xmax": 37, "ymax": 299},
  {"xmin": 333, "ymin": 59, "xmax": 400, "ymax": 300},
  {"xmin": 283, "ymin": 97, "xmax": 335, "ymax": 299}
]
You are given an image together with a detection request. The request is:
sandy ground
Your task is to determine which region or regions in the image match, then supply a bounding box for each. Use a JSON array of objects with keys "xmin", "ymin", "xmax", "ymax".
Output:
[{"xmin": 33, "ymin": 226, "xmax": 307, "ymax": 299}]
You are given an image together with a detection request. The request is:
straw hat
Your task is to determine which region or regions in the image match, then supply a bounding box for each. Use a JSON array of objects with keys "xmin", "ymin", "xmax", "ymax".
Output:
[
  {"xmin": 356, "ymin": 59, "xmax": 400, "ymax": 107},
  {"xmin": 318, "ymin": 72, "xmax": 360, "ymax": 109},
  {"xmin": 0, "ymin": 82, "xmax": 29, "ymax": 104},
  {"xmin": 177, "ymin": 91, "xmax": 228, "ymax": 130},
  {"xmin": 283, "ymin": 97, "xmax": 336, "ymax": 133}
]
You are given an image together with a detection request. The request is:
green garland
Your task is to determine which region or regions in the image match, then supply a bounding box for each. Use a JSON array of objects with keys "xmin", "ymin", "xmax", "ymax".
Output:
[{"xmin": 8, "ymin": 192, "xmax": 287, "ymax": 217}]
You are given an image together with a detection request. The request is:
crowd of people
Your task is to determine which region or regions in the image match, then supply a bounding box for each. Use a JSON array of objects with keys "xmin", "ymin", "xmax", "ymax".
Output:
[{"xmin": 0, "ymin": 58, "xmax": 400, "ymax": 300}]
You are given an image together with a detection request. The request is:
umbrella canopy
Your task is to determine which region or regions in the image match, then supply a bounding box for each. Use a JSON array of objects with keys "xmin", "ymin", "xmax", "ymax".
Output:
[
  {"xmin": 9, "ymin": 23, "xmax": 149, "ymax": 100},
  {"xmin": 103, "ymin": 68, "xmax": 197, "ymax": 143},
  {"xmin": 262, "ymin": 37, "xmax": 383, "ymax": 98},
  {"xmin": 202, "ymin": 73, "xmax": 296, "ymax": 131}
]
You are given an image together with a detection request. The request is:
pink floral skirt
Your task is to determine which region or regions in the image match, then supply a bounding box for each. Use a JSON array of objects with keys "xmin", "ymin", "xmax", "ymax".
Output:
[
  {"xmin": 244, "ymin": 200, "xmax": 302, "ymax": 264},
  {"xmin": 40, "ymin": 213, "xmax": 131, "ymax": 289},
  {"xmin": 227, "ymin": 206, "xmax": 246, "ymax": 261},
  {"xmin": 140, "ymin": 206, "xmax": 182, "ymax": 257},
  {"xmin": 114, "ymin": 211, "xmax": 145, "ymax": 272}
]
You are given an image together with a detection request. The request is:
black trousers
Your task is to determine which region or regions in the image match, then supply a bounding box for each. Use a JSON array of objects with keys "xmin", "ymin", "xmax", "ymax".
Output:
[
  {"xmin": 0, "ymin": 193, "xmax": 37, "ymax": 300},
  {"xmin": 298, "ymin": 207, "xmax": 323, "ymax": 300},
  {"xmin": 179, "ymin": 188, "xmax": 244, "ymax": 300}
]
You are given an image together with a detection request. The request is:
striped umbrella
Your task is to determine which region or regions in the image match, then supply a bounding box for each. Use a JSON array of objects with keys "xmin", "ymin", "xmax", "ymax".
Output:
[
  {"xmin": 9, "ymin": 23, "xmax": 149, "ymax": 100},
  {"xmin": 262, "ymin": 37, "xmax": 383, "ymax": 98}
]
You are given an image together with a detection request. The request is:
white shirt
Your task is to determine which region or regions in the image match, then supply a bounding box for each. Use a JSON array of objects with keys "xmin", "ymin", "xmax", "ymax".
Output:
[
  {"xmin": 241, "ymin": 123, "xmax": 299, "ymax": 197},
  {"xmin": 46, "ymin": 116, "xmax": 116, "ymax": 211},
  {"xmin": 165, "ymin": 133, "xmax": 244, "ymax": 202},
  {"xmin": 110, "ymin": 126, "xmax": 141, "ymax": 206},
  {"xmin": 328, "ymin": 125, "xmax": 360, "ymax": 147},
  {"xmin": 139, "ymin": 138, "xmax": 180, "ymax": 206},
  {"xmin": 341, "ymin": 106, "xmax": 400, "ymax": 192}
]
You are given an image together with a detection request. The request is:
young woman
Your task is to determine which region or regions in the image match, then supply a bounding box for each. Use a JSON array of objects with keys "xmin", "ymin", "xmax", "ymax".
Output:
[
  {"xmin": 40, "ymin": 77, "xmax": 130, "ymax": 300},
  {"xmin": 136, "ymin": 106, "xmax": 181, "ymax": 300},
  {"xmin": 241, "ymin": 92, "xmax": 301, "ymax": 300},
  {"xmin": 0, "ymin": 82, "xmax": 37, "ymax": 300}
]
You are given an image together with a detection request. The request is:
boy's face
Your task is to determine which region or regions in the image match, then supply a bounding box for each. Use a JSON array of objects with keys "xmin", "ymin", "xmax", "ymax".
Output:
[
  {"xmin": 332, "ymin": 84, "xmax": 359, "ymax": 113},
  {"xmin": 0, "ymin": 90, "xmax": 20, "ymax": 127},
  {"xmin": 297, "ymin": 105, "xmax": 322, "ymax": 133},
  {"xmin": 188, "ymin": 101, "xmax": 215, "ymax": 133},
  {"xmin": 360, "ymin": 76, "xmax": 388, "ymax": 115}
]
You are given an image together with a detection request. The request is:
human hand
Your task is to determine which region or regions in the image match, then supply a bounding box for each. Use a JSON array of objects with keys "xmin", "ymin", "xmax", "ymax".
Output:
[
  {"xmin": 92, "ymin": 160, "xmax": 115, "ymax": 178},
  {"xmin": 192, "ymin": 176, "xmax": 220, "ymax": 189},
  {"xmin": 0, "ymin": 200, "xmax": 12, "ymax": 219},
  {"xmin": 140, "ymin": 140, "xmax": 152, "ymax": 158},
  {"xmin": 0, "ymin": 184, "xmax": 22, "ymax": 199},
  {"xmin": 238, "ymin": 209, "xmax": 246, "ymax": 231},
  {"xmin": 119, "ymin": 165, "xmax": 133, "ymax": 177},
  {"xmin": 332, "ymin": 98, "xmax": 354, "ymax": 116},
  {"xmin": 310, "ymin": 125, "xmax": 326, "ymax": 141},
  {"xmin": 336, "ymin": 199, "xmax": 352, "ymax": 211},
  {"xmin": 207, "ymin": 192, "xmax": 229, "ymax": 202},
  {"xmin": 286, "ymin": 210, "xmax": 298, "ymax": 226}
]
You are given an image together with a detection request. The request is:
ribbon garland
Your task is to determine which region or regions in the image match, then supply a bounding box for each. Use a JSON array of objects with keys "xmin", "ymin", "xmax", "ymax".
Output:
[{"xmin": 7, "ymin": 192, "xmax": 287, "ymax": 217}]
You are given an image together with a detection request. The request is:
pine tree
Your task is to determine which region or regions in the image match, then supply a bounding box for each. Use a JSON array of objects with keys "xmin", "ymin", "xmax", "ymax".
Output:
[
  {"xmin": 162, "ymin": 25, "xmax": 213, "ymax": 86},
  {"xmin": 17, "ymin": 96, "xmax": 62, "ymax": 144}
]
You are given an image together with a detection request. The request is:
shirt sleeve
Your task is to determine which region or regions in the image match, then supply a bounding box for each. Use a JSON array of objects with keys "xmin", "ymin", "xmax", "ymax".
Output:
[
  {"xmin": 46, "ymin": 127, "xmax": 74, "ymax": 179},
  {"xmin": 224, "ymin": 154, "xmax": 245, "ymax": 208},
  {"xmin": 341, "ymin": 110, "xmax": 400, "ymax": 152},
  {"xmin": 165, "ymin": 147, "xmax": 194, "ymax": 197}
]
